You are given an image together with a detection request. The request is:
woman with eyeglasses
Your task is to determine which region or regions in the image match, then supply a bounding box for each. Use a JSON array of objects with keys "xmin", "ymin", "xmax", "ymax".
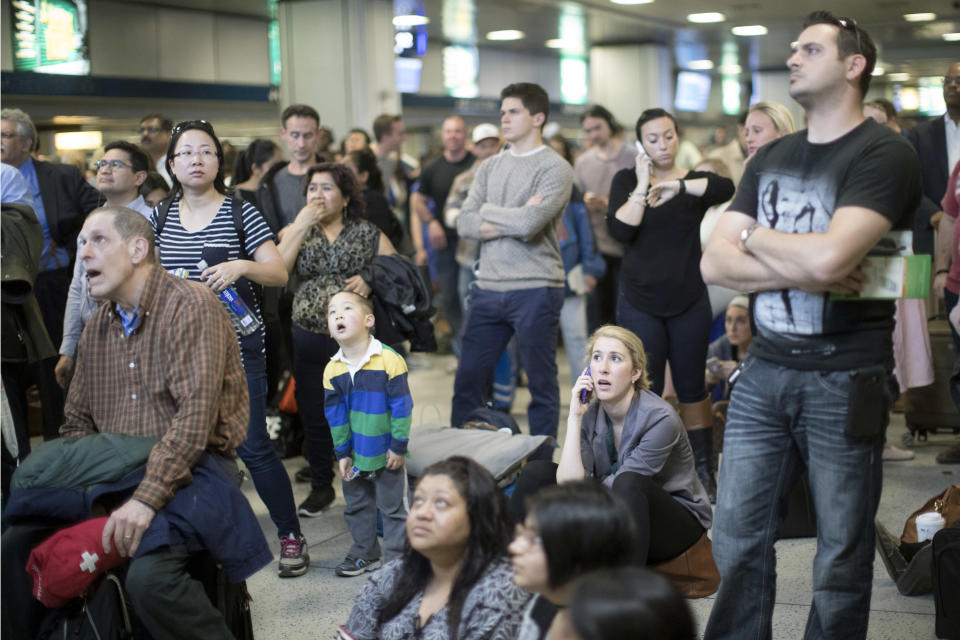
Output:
[
  {"xmin": 276, "ymin": 162, "xmax": 397, "ymax": 517},
  {"xmin": 509, "ymin": 482, "xmax": 638, "ymax": 640},
  {"xmin": 607, "ymin": 108, "xmax": 735, "ymax": 500},
  {"xmin": 152, "ymin": 120, "xmax": 310, "ymax": 578},
  {"xmin": 340, "ymin": 456, "xmax": 530, "ymax": 640}
]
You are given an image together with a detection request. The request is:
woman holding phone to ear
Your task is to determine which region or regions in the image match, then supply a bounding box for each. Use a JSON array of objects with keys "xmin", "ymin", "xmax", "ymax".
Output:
[
  {"xmin": 509, "ymin": 326, "xmax": 712, "ymax": 568},
  {"xmin": 607, "ymin": 109, "xmax": 734, "ymax": 500}
]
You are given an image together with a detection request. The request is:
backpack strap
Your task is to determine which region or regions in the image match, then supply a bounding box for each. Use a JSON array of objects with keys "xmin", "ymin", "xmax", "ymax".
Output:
[{"xmin": 155, "ymin": 194, "xmax": 249, "ymax": 260}]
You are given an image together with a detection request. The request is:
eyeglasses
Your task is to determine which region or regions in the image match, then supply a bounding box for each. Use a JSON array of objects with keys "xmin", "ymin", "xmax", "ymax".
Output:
[
  {"xmin": 138, "ymin": 125, "xmax": 162, "ymax": 135},
  {"xmin": 513, "ymin": 524, "xmax": 542, "ymax": 548},
  {"xmin": 172, "ymin": 149, "xmax": 217, "ymax": 161},
  {"xmin": 94, "ymin": 159, "xmax": 133, "ymax": 171},
  {"xmin": 171, "ymin": 119, "xmax": 214, "ymax": 136},
  {"xmin": 834, "ymin": 16, "xmax": 862, "ymax": 55},
  {"xmin": 944, "ymin": 76, "xmax": 960, "ymax": 86}
]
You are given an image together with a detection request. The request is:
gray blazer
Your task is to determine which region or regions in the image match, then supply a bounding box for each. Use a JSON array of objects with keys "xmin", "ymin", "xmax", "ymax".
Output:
[{"xmin": 579, "ymin": 390, "xmax": 713, "ymax": 529}]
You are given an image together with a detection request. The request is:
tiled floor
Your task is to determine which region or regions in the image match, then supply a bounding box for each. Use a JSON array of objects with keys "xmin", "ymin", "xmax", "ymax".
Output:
[{"xmin": 241, "ymin": 351, "xmax": 954, "ymax": 639}]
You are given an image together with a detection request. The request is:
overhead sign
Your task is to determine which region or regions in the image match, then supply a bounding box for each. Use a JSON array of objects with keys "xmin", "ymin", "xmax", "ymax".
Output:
[{"xmin": 11, "ymin": 0, "xmax": 90, "ymax": 75}]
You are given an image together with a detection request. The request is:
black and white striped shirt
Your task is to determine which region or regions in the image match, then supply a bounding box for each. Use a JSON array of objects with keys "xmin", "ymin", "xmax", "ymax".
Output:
[{"xmin": 152, "ymin": 195, "xmax": 274, "ymax": 373}]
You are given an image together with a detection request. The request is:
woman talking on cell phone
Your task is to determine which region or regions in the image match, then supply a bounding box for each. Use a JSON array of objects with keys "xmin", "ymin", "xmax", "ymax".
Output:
[
  {"xmin": 607, "ymin": 109, "xmax": 735, "ymax": 500},
  {"xmin": 509, "ymin": 325, "xmax": 713, "ymax": 569}
]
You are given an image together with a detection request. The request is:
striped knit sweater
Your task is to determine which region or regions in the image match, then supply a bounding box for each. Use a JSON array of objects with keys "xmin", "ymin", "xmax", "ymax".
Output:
[{"xmin": 323, "ymin": 339, "xmax": 412, "ymax": 471}]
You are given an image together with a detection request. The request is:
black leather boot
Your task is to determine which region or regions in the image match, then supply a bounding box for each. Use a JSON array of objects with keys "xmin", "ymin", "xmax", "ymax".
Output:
[{"xmin": 687, "ymin": 427, "xmax": 717, "ymax": 503}]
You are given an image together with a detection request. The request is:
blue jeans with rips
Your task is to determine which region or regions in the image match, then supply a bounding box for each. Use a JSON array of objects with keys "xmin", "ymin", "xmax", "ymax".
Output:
[{"xmin": 705, "ymin": 356, "xmax": 885, "ymax": 640}]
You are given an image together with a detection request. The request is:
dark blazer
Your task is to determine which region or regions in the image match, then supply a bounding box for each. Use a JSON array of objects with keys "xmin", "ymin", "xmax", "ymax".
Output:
[
  {"xmin": 33, "ymin": 160, "xmax": 102, "ymax": 258},
  {"xmin": 905, "ymin": 116, "xmax": 948, "ymax": 255}
]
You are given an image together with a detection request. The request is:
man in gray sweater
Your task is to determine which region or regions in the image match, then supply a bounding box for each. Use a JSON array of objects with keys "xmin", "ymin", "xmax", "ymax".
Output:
[{"xmin": 452, "ymin": 82, "xmax": 573, "ymax": 449}]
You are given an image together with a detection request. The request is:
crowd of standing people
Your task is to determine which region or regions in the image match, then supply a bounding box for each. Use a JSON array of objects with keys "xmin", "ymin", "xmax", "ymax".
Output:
[{"xmin": 1, "ymin": 8, "xmax": 957, "ymax": 639}]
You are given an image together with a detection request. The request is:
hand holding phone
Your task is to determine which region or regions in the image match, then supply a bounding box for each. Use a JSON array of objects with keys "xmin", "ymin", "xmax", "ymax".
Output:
[
  {"xmin": 580, "ymin": 366, "xmax": 592, "ymax": 404},
  {"xmin": 635, "ymin": 141, "xmax": 653, "ymax": 179}
]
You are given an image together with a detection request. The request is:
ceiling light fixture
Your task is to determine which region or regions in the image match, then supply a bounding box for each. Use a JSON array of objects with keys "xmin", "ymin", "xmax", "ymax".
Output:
[
  {"xmin": 546, "ymin": 38, "xmax": 564, "ymax": 48},
  {"xmin": 903, "ymin": 13, "xmax": 936, "ymax": 22},
  {"xmin": 943, "ymin": 33, "xmax": 960, "ymax": 42},
  {"xmin": 718, "ymin": 64, "xmax": 742, "ymax": 74},
  {"xmin": 486, "ymin": 29, "xmax": 525, "ymax": 40},
  {"xmin": 731, "ymin": 25, "xmax": 767, "ymax": 36},
  {"xmin": 687, "ymin": 12, "xmax": 725, "ymax": 23},
  {"xmin": 871, "ymin": 66, "xmax": 885, "ymax": 76},
  {"xmin": 611, "ymin": 0, "xmax": 654, "ymax": 5},
  {"xmin": 392, "ymin": 15, "xmax": 429, "ymax": 28},
  {"xmin": 687, "ymin": 59, "xmax": 714, "ymax": 70},
  {"xmin": 887, "ymin": 72, "xmax": 910, "ymax": 82}
]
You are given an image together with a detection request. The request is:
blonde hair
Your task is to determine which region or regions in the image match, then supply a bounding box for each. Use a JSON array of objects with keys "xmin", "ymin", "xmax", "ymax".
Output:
[
  {"xmin": 748, "ymin": 101, "xmax": 796, "ymax": 135},
  {"xmin": 585, "ymin": 325, "xmax": 651, "ymax": 394}
]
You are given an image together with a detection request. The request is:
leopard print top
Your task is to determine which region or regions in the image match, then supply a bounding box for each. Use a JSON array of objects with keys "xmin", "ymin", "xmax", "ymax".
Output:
[{"xmin": 292, "ymin": 218, "xmax": 379, "ymax": 334}]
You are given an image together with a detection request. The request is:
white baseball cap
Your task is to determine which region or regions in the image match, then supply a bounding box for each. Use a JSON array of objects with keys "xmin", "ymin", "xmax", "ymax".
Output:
[{"xmin": 472, "ymin": 123, "xmax": 500, "ymax": 144}]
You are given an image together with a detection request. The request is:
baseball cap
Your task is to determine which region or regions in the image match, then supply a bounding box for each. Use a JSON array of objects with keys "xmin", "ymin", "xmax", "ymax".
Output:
[{"xmin": 472, "ymin": 123, "xmax": 499, "ymax": 144}]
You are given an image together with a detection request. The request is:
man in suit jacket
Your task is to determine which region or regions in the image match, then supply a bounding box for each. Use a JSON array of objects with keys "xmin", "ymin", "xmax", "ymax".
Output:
[
  {"xmin": 1, "ymin": 108, "xmax": 102, "ymax": 348},
  {"xmin": 905, "ymin": 61, "xmax": 960, "ymax": 256},
  {"xmin": 1, "ymin": 108, "xmax": 101, "ymax": 441}
]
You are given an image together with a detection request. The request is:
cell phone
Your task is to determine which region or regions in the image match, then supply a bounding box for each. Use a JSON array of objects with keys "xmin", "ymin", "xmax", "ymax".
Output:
[
  {"xmin": 707, "ymin": 357, "xmax": 721, "ymax": 374},
  {"xmin": 580, "ymin": 366, "xmax": 592, "ymax": 404},
  {"xmin": 344, "ymin": 465, "xmax": 359, "ymax": 481},
  {"xmin": 635, "ymin": 141, "xmax": 653, "ymax": 175}
]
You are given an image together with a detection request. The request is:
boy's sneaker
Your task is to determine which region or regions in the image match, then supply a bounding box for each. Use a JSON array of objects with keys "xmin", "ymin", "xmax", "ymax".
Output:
[
  {"xmin": 298, "ymin": 485, "xmax": 335, "ymax": 517},
  {"xmin": 335, "ymin": 556, "xmax": 381, "ymax": 577},
  {"xmin": 278, "ymin": 533, "xmax": 310, "ymax": 578}
]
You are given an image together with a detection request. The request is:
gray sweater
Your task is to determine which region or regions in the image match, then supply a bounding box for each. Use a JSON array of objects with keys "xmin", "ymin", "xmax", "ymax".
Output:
[
  {"xmin": 579, "ymin": 390, "xmax": 713, "ymax": 530},
  {"xmin": 457, "ymin": 146, "xmax": 573, "ymax": 292}
]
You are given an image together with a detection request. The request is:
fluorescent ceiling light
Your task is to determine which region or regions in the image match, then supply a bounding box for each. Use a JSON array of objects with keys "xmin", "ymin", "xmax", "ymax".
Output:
[
  {"xmin": 392, "ymin": 15, "xmax": 429, "ymax": 27},
  {"xmin": 546, "ymin": 39, "xmax": 564, "ymax": 48},
  {"xmin": 943, "ymin": 33, "xmax": 960, "ymax": 41},
  {"xmin": 887, "ymin": 72, "xmax": 910, "ymax": 82},
  {"xmin": 731, "ymin": 25, "xmax": 767, "ymax": 36},
  {"xmin": 687, "ymin": 59, "xmax": 714, "ymax": 70},
  {"xmin": 718, "ymin": 64, "xmax": 742, "ymax": 74},
  {"xmin": 486, "ymin": 29, "xmax": 525, "ymax": 40},
  {"xmin": 903, "ymin": 12, "xmax": 936, "ymax": 22},
  {"xmin": 611, "ymin": 0, "xmax": 654, "ymax": 5},
  {"xmin": 871, "ymin": 66, "xmax": 885, "ymax": 76},
  {"xmin": 55, "ymin": 131, "xmax": 102, "ymax": 151},
  {"xmin": 687, "ymin": 12, "xmax": 725, "ymax": 23}
]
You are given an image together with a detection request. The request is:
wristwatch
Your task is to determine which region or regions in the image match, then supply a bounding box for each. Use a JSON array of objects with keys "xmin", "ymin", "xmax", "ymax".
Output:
[{"xmin": 739, "ymin": 222, "xmax": 760, "ymax": 253}]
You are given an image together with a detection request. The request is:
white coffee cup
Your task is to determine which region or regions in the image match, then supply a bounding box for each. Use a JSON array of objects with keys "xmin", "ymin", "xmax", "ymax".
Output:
[{"xmin": 916, "ymin": 512, "xmax": 946, "ymax": 542}]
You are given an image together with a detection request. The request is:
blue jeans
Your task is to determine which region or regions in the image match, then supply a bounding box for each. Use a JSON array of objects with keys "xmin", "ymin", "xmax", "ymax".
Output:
[
  {"xmin": 236, "ymin": 369, "xmax": 300, "ymax": 538},
  {"xmin": 435, "ymin": 240, "xmax": 463, "ymax": 353},
  {"xmin": 452, "ymin": 286, "xmax": 564, "ymax": 440},
  {"xmin": 946, "ymin": 289, "xmax": 960, "ymax": 353},
  {"xmin": 705, "ymin": 357, "xmax": 885, "ymax": 640},
  {"xmin": 560, "ymin": 294, "xmax": 588, "ymax": 385}
]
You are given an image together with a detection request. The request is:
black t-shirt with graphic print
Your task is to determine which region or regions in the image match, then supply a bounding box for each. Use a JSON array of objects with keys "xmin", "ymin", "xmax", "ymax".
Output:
[{"xmin": 731, "ymin": 118, "xmax": 921, "ymax": 371}]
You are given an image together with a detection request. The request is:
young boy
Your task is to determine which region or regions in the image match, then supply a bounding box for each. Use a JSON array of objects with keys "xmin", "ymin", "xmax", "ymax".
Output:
[{"xmin": 323, "ymin": 290, "xmax": 412, "ymax": 576}]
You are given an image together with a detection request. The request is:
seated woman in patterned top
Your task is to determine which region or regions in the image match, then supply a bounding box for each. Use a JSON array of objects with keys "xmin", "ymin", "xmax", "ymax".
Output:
[{"xmin": 340, "ymin": 456, "xmax": 530, "ymax": 640}]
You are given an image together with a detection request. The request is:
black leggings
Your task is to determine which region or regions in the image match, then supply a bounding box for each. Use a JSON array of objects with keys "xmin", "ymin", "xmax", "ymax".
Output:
[{"xmin": 509, "ymin": 461, "xmax": 705, "ymax": 565}]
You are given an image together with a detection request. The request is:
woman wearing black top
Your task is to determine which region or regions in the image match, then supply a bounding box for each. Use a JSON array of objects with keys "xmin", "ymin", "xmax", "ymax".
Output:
[
  {"xmin": 608, "ymin": 109, "xmax": 734, "ymax": 499},
  {"xmin": 344, "ymin": 148, "xmax": 406, "ymax": 251},
  {"xmin": 233, "ymin": 139, "xmax": 283, "ymax": 210}
]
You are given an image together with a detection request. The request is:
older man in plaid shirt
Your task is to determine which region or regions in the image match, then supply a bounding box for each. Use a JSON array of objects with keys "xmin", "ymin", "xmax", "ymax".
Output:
[{"xmin": 2, "ymin": 206, "xmax": 250, "ymax": 639}]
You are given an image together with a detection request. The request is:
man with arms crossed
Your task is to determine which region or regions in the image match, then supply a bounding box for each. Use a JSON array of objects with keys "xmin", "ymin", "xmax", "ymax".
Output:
[
  {"xmin": 701, "ymin": 13, "xmax": 921, "ymax": 639},
  {"xmin": 452, "ymin": 82, "xmax": 573, "ymax": 450}
]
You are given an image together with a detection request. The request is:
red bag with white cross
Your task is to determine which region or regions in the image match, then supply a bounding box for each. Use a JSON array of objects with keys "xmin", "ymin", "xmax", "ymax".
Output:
[{"xmin": 26, "ymin": 517, "xmax": 125, "ymax": 607}]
